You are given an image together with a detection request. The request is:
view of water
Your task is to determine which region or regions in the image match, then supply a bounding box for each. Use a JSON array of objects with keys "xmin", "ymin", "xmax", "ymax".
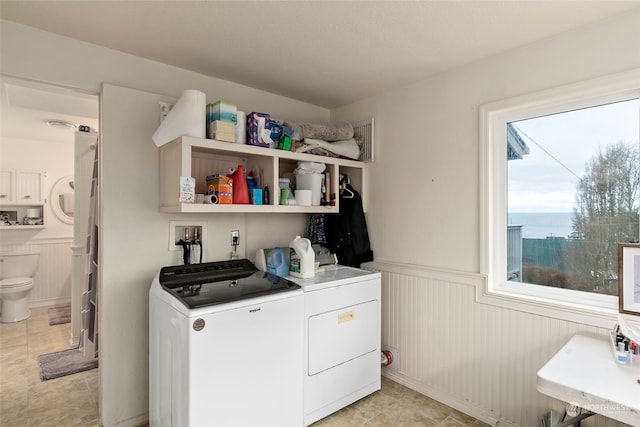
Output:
[{"xmin": 508, "ymin": 212, "xmax": 574, "ymax": 239}]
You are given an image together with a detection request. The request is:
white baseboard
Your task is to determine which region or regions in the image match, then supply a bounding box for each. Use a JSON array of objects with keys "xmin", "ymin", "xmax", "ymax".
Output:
[{"xmin": 29, "ymin": 297, "xmax": 71, "ymax": 308}]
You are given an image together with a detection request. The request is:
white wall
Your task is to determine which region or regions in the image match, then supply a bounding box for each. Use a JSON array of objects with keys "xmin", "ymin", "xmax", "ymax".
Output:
[
  {"xmin": 331, "ymin": 9, "xmax": 640, "ymax": 427},
  {"xmin": 1, "ymin": 20, "xmax": 328, "ymax": 427},
  {"xmin": 333, "ymin": 9, "xmax": 640, "ymax": 274}
]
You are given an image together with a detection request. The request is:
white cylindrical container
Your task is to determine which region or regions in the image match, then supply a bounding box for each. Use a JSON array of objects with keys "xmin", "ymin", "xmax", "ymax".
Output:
[
  {"xmin": 235, "ymin": 111, "xmax": 247, "ymax": 144},
  {"xmin": 295, "ymin": 189, "xmax": 312, "ymax": 206},
  {"xmin": 26, "ymin": 208, "xmax": 41, "ymax": 218},
  {"xmin": 289, "ymin": 236, "xmax": 315, "ymax": 279},
  {"xmin": 295, "ymin": 173, "xmax": 322, "ymax": 206}
]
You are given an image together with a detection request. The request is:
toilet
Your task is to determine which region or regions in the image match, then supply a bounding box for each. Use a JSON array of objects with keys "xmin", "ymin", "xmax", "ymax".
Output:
[{"xmin": 0, "ymin": 250, "xmax": 40, "ymax": 323}]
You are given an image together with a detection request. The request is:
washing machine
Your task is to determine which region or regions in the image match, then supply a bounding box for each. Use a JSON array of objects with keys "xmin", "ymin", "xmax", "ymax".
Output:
[
  {"xmin": 149, "ymin": 258, "xmax": 304, "ymax": 427},
  {"xmin": 288, "ymin": 265, "xmax": 382, "ymax": 426}
]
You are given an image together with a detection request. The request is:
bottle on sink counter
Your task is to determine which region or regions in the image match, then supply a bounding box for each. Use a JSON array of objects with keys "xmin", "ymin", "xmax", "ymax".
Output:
[{"xmin": 289, "ymin": 236, "xmax": 315, "ymax": 279}]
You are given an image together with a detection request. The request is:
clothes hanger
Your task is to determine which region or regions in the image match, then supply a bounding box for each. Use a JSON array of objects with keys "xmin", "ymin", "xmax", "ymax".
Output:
[
  {"xmin": 343, "ymin": 186, "xmax": 354, "ymax": 199},
  {"xmin": 340, "ymin": 174, "xmax": 354, "ymax": 199}
]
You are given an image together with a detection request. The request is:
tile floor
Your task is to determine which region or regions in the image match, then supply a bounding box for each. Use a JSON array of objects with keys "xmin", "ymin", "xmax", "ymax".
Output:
[
  {"xmin": 1, "ymin": 304, "xmax": 486, "ymax": 427},
  {"xmin": 313, "ymin": 377, "xmax": 487, "ymax": 427},
  {"xmin": 0, "ymin": 305, "xmax": 99, "ymax": 427}
]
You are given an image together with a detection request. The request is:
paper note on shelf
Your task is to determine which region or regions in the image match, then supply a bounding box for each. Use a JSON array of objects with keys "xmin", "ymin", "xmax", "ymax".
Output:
[{"xmin": 179, "ymin": 176, "xmax": 195, "ymax": 203}]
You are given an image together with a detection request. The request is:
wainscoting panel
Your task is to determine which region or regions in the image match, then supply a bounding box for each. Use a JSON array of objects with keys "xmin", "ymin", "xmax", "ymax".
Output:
[
  {"xmin": 1, "ymin": 238, "xmax": 73, "ymax": 307},
  {"xmin": 368, "ymin": 261, "xmax": 627, "ymax": 427}
]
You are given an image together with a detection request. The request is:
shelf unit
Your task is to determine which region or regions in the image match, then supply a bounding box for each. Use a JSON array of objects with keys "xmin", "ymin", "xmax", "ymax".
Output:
[
  {"xmin": 0, "ymin": 224, "xmax": 45, "ymax": 230},
  {"xmin": 159, "ymin": 136, "xmax": 366, "ymax": 213},
  {"xmin": 0, "ymin": 169, "xmax": 46, "ymax": 229}
]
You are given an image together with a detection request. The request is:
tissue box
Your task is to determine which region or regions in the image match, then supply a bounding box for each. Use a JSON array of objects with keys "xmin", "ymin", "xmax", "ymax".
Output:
[
  {"xmin": 208, "ymin": 120, "xmax": 235, "ymax": 142},
  {"xmin": 207, "ymin": 100, "xmax": 237, "ymax": 124},
  {"xmin": 206, "ymin": 174, "xmax": 233, "ymax": 204},
  {"xmin": 247, "ymin": 112, "xmax": 271, "ymax": 147}
]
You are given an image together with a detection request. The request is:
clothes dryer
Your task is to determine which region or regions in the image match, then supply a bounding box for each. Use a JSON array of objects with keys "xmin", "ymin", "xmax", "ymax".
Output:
[{"xmin": 288, "ymin": 265, "xmax": 382, "ymax": 426}]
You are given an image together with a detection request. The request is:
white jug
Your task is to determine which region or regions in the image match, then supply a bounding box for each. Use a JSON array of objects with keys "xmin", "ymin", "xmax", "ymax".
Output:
[{"xmin": 289, "ymin": 236, "xmax": 315, "ymax": 279}]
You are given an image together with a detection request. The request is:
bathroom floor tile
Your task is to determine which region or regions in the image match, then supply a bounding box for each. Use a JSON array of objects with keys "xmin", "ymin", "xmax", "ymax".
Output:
[
  {"xmin": 0, "ymin": 304, "xmax": 99, "ymax": 427},
  {"xmin": 0, "ymin": 320, "xmax": 28, "ymax": 347}
]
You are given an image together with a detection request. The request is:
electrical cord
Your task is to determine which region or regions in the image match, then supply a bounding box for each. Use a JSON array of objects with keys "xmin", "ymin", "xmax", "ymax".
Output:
[
  {"xmin": 178, "ymin": 239, "xmax": 190, "ymax": 265},
  {"xmin": 193, "ymin": 228, "xmax": 202, "ymax": 264},
  {"xmin": 178, "ymin": 228, "xmax": 203, "ymax": 265}
]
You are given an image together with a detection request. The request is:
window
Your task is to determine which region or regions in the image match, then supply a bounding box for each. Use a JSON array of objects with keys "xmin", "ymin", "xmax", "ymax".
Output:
[{"xmin": 481, "ymin": 71, "xmax": 640, "ymax": 315}]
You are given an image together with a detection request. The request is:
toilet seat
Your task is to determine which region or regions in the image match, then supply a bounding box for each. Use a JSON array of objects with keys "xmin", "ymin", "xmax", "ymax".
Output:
[{"xmin": 0, "ymin": 277, "xmax": 33, "ymax": 288}]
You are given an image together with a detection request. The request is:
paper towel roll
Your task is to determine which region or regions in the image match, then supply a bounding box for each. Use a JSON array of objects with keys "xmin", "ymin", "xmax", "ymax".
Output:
[
  {"xmin": 26, "ymin": 208, "xmax": 41, "ymax": 218},
  {"xmin": 152, "ymin": 89, "xmax": 206, "ymax": 147},
  {"xmin": 235, "ymin": 111, "xmax": 247, "ymax": 144}
]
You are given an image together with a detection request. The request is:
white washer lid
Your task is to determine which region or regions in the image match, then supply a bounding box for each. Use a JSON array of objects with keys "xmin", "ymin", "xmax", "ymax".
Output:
[{"xmin": 0, "ymin": 277, "xmax": 33, "ymax": 288}]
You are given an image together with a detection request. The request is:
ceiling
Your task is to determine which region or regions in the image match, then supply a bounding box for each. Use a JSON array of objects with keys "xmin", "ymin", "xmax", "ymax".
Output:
[
  {"xmin": 0, "ymin": 75, "xmax": 99, "ymax": 143},
  {"xmin": 2, "ymin": 1, "xmax": 639, "ymax": 109}
]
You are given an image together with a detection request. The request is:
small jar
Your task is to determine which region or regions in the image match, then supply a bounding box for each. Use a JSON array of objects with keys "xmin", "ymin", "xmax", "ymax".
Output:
[{"xmin": 279, "ymin": 178, "xmax": 291, "ymax": 190}]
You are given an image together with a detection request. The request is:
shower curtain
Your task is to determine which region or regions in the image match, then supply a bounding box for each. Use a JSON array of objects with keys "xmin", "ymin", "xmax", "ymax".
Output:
[{"xmin": 80, "ymin": 138, "xmax": 99, "ymax": 359}]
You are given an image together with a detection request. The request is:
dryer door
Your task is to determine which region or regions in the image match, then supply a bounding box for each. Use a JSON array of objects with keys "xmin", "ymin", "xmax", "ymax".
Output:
[{"xmin": 308, "ymin": 300, "xmax": 378, "ymax": 375}]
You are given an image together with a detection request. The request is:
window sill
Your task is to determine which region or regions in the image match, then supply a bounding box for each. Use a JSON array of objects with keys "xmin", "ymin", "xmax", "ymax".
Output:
[{"xmin": 477, "ymin": 276, "xmax": 623, "ymax": 329}]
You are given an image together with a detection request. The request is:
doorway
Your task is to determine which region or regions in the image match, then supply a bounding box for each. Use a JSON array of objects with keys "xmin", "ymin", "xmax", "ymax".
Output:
[
  {"xmin": 0, "ymin": 74, "xmax": 99, "ymax": 341},
  {"xmin": 0, "ymin": 75, "xmax": 100, "ymax": 422}
]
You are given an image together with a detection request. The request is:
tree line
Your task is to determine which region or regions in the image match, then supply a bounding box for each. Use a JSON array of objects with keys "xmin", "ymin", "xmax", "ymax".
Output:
[{"xmin": 523, "ymin": 141, "xmax": 639, "ymax": 295}]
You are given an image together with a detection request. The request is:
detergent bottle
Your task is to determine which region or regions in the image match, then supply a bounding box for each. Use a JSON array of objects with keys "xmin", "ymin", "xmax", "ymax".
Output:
[
  {"xmin": 266, "ymin": 247, "xmax": 289, "ymax": 277},
  {"xmin": 289, "ymin": 236, "xmax": 315, "ymax": 279},
  {"xmin": 229, "ymin": 165, "xmax": 249, "ymax": 204}
]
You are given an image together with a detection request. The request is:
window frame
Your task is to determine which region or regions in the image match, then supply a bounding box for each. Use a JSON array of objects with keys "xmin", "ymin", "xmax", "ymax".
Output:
[{"xmin": 479, "ymin": 70, "xmax": 640, "ymax": 327}]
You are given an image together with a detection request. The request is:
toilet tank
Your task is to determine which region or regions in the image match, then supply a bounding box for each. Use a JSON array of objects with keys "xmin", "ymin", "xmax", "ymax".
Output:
[{"xmin": 0, "ymin": 250, "xmax": 40, "ymax": 279}]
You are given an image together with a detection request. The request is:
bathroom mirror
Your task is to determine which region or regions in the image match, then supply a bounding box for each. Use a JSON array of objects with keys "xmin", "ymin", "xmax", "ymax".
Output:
[{"xmin": 51, "ymin": 175, "xmax": 74, "ymax": 224}]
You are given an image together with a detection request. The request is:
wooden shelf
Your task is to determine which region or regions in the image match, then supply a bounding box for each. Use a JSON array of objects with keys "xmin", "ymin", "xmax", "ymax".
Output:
[
  {"xmin": 160, "ymin": 203, "xmax": 338, "ymax": 214},
  {"xmin": 159, "ymin": 136, "xmax": 366, "ymax": 214},
  {"xmin": 0, "ymin": 225, "xmax": 45, "ymax": 230}
]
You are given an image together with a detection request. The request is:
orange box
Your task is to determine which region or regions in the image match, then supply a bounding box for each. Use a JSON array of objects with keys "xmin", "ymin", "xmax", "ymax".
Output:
[{"xmin": 206, "ymin": 174, "xmax": 233, "ymax": 204}]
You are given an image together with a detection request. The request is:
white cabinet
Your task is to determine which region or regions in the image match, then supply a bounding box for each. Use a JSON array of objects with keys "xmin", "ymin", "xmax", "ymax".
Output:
[
  {"xmin": 159, "ymin": 136, "xmax": 367, "ymax": 214},
  {"xmin": 16, "ymin": 170, "xmax": 45, "ymax": 204},
  {"xmin": 0, "ymin": 169, "xmax": 45, "ymax": 205},
  {"xmin": 0, "ymin": 169, "xmax": 16, "ymax": 204},
  {"xmin": 0, "ymin": 169, "xmax": 46, "ymax": 228}
]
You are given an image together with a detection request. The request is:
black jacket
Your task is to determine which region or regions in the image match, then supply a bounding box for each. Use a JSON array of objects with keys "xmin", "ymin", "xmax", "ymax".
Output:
[{"xmin": 325, "ymin": 184, "xmax": 373, "ymax": 268}]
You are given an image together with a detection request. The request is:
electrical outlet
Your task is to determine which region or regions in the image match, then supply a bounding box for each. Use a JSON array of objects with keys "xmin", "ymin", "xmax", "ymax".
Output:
[
  {"xmin": 158, "ymin": 102, "xmax": 172, "ymax": 123},
  {"xmin": 230, "ymin": 230, "xmax": 240, "ymax": 247}
]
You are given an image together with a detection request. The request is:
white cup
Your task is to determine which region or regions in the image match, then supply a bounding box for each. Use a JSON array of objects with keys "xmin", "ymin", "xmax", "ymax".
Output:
[
  {"xmin": 26, "ymin": 208, "xmax": 41, "ymax": 217},
  {"xmin": 295, "ymin": 189, "xmax": 312, "ymax": 206}
]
